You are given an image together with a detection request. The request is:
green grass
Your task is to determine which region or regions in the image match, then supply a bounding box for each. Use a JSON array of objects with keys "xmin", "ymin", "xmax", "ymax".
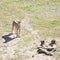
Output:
[
  {"xmin": 30, "ymin": 16, "xmax": 60, "ymax": 29},
  {"xmin": 52, "ymin": 0, "xmax": 60, "ymax": 2},
  {"xmin": 22, "ymin": 36, "xmax": 34, "ymax": 44},
  {"xmin": 0, "ymin": 57, "xmax": 2, "ymax": 60},
  {"xmin": 30, "ymin": 15, "xmax": 60, "ymax": 37}
]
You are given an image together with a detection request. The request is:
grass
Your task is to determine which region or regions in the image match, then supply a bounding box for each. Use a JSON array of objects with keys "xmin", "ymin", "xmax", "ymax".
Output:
[
  {"xmin": 30, "ymin": 15, "xmax": 60, "ymax": 37},
  {"xmin": 0, "ymin": 57, "xmax": 2, "ymax": 60},
  {"xmin": 52, "ymin": 0, "xmax": 60, "ymax": 2},
  {"xmin": 22, "ymin": 36, "xmax": 34, "ymax": 44}
]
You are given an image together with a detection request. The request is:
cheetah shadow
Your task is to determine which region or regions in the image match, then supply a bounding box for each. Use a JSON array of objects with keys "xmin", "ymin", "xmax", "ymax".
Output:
[{"xmin": 2, "ymin": 33, "xmax": 16, "ymax": 43}]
